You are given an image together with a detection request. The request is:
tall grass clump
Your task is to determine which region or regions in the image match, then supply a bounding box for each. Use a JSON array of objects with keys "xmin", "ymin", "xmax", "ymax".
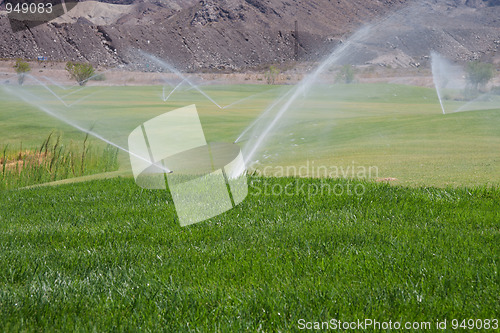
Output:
[{"xmin": 0, "ymin": 133, "xmax": 119, "ymax": 190}]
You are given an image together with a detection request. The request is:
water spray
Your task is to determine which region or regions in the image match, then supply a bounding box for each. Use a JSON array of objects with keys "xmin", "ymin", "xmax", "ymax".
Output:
[
  {"xmin": 162, "ymin": 78, "xmax": 187, "ymax": 102},
  {"xmin": 242, "ymin": 25, "xmax": 372, "ymax": 166},
  {"xmin": 2, "ymin": 85, "xmax": 173, "ymax": 174},
  {"xmin": 234, "ymin": 87, "xmax": 295, "ymax": 144},
  {"xmin": 431, "ymin": 52, "xmax": 447, "ymax": 115},
  {"xmin": 139, "ymin": 51, "xmax": 223, "ymax": 109}
]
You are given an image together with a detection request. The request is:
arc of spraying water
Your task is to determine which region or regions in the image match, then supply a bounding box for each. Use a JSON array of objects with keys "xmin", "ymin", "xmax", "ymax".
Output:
[
  {"xmin": 430, "ymin": 52, "xmax": 446, "ymax": 115},
  {"xmin": 26, "ymin": 74, "xmax": 72, "ymax": 107},
  {"xmin": 2, "ymin": 85, "xmax": 173, "ymax": 173},
  {"xmin": 239, "ymin": 2, "xmax": 431, "ymax": 165},
  {"xmin": 453, "ymin": 94, "xmax": 497, "ymax": 113},
  {"xmin": 163, "ymin": 78, "xmax": 187, "ymax": 102},
  {"xmin": 234, "ymin": 87, "xmax": 295, "ymax": 143},
  {"xmin": 25, "ymin": 74, "xmax": 98, "ymax": 108},
  {"xmin": 59, "ymin": 70, "xmax": 112, "ymax": 99},
  {"xmin": 139, "ymin": 51, "xmax": 223, "ymax": 109},
  {"xmin": 42, "ymin": 76, "xmax": 70, "ymax": 90},
  {"xmin": 242, "ymin": 26, "xmax": 372, "ymax": 166}
]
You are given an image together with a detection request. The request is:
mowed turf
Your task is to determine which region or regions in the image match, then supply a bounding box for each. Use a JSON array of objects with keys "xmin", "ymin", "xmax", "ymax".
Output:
[
  {"xmin": 1, "ymin": 83, "xmax": 499, "ymax": 187},
  {"xmin": 0, "ymin": 83, "xmax": 499, "ymax": 331},
  {"xmin": 241, "ymin": 84, "xmax": 500, "ymax": 187},
  {"xmin": 0, "ymin": 177, "xmax": 499, "ymax": 331}
]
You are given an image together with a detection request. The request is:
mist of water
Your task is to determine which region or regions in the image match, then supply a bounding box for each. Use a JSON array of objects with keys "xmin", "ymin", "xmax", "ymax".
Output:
[
  {"xmin": 163, "ymin": 78, "xmax": 187, "ymax": 102},
  {"xmin": 2, "ymin": 84, "xmax": 172, "ymax": 173},
  {"xmin": 0, "ymin": 53, "xmax": 273, "ymax": 177},
  {"xmin": 235, "ymin": 0, "xmax": 493, "ymax": 171},
  {"xmin": 26, "ymin": 74, "xmax": 99, "ymax": 107},
  {"xmin": 430, "ymin": 52, "xmax": 499, "ymax": 114},
  {"xmin": 241, "ymin": 25, "xmax": 373, "ymax": 166},
  {"xmin": 234, "ymin": 87, "xmax": 295, "ymax": 144},
  {"xmin": 139, "ymin": 51, "xmax": 223, "ymax": 109},
  {"xmin": 431, "ymin": 52, "xmax": 447, "ymax": 115}
]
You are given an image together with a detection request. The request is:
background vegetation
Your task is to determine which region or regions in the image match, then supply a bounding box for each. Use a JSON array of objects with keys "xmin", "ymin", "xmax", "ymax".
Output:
[
  {"xmin": 13, "ymin": 59, "xmax": 30, "ymax": 86},
  {"xmin": 65, "ymin": 62, "xmax": 96, "ymax": 86},
  {"xmin": 0, "ymin": 133, "xmax": 119, "ymax": 190}
]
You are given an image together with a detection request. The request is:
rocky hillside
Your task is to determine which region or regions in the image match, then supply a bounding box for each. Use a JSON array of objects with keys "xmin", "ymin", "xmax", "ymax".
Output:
[{"xmin": 0, "ymin": 0, "xmax": 498, "ymax": 71}]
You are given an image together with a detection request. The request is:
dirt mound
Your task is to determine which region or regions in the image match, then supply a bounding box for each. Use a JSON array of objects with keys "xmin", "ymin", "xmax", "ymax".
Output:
[
  {"xmin": 0, "ymin": 0, "xmax": 498, "ymax": 71},
  {"xmin": 52, "ymin": 1, "xmax": 132, "ymax": 25}
]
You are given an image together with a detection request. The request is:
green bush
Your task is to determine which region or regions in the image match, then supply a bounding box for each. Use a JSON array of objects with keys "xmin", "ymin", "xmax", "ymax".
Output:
[
  {"xmin": 65, "ymin": 61, "xmax": 96, "ymax": 86},
  {"xmin": 465, "ymin": 61, "xmax": 494, "ymax": 92},
  {"xmin": 13, "ymin": 59, "xmax": 30, "ymax": 85},
  {"xmin": 266, "ymin": 65, "xmax": 280, "ymax": 85}
]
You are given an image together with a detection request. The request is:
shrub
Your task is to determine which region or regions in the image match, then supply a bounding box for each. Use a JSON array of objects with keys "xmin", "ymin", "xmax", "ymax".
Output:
[
  {"xmin": 465, "ymin": 61, "xmax": 494, "ymax": 92},
  {"xmin": 65, "ymin": 62, "xmax": 96, "ymax": 86},
  {"xmin": 266, "ymin": 65, "xmax": 280, "ymax": 85},
  {"xmin": 13, "ymin": 59, "xmax": 30, "ymax": 85}
]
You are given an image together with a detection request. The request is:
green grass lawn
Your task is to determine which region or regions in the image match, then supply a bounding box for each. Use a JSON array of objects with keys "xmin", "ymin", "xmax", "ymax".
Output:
[
  {"xmin": 240, "ymin": 84, "xmax": 500, "ymax": 187},
  {"xmin": 1, "ymin": 83, "xmax": 498, "ymax": 187},
  {"xmin": 0, "ymin": 177, "xmax": 499, "ymax": 331},
  {"xmin": 1, "ymin": 83, "xmax": 499, "ymax": 331}
]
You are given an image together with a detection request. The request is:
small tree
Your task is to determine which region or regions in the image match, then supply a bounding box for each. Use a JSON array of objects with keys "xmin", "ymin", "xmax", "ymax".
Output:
[
  {"xmin": 336, "ymin": 65, "xmax": 355, "ymax": 84},
  {"xmin": 465, "ymin": 61, "xmax": 494, "ymax": 92},
  {"xmin": 14, "ymin": 59, "xmax": 30, "ymax": 85},
  {"xmin": 65, "ymin": 61, "xmax": 95, "ymax": 86},
  {"xmin": 266, "ymin": 65, "xmax": 280, "ymax": 85}
]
